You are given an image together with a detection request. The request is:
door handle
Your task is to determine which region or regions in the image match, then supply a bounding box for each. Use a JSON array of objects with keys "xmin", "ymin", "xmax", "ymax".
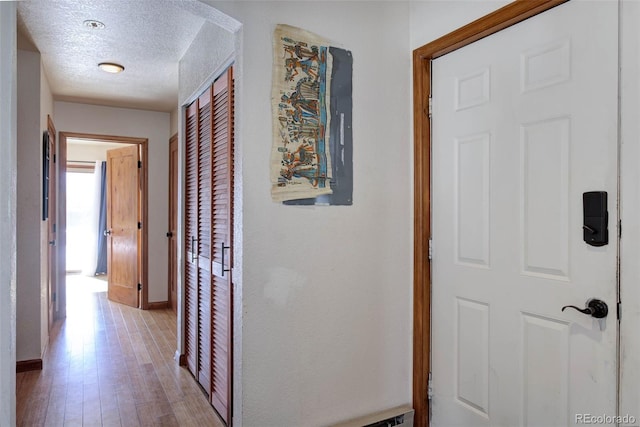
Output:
[
  {"xmin": 221, "ymin": 242, "xmax": 231, "ymax": 277},
  {"xmin": 191, "ymin": 236, "xmax": 198, "ymax": 263},
  {"xmin": 104, "ymin": 229, "xmax": 112, "ymax": 236},
  {"xmin": 49, "ymin": 240, "xmax": 56, "ymax": 246},
  {"xmin": 166, "ymin": 231, "xmax": 173, "ymax": 238},
  {"xmin": 562, "ymin": 298, "xmax": 608, "ymax": 318}
]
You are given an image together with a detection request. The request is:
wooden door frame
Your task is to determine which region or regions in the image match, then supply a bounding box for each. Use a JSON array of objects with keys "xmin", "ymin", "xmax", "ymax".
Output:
[
  {"xmin": 58, "ymin": 132, "xmax": 149, "ymax": 318},
  {"xmin": 169, "ymin": 133, "xmax": 178, "ymax": 314},
  {"xmin": 46, "ymin": 115, "xmax": 57, "ymax": 330},
  {"xmin": 412, "ymin": 1, "xmax": 568, "ymax": 425}
]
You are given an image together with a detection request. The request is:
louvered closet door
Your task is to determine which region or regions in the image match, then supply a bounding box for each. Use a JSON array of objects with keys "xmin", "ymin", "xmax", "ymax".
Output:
[
  {"xmin": 197, "ymin": 89, "xmax": 213, "ymax": 393},
  {"xmin": 184, "ymin": 66, "xmax": 234, "ymax": 426},
  {"xmin": 210, "ymin": 67, "xmax": 233, "ymax": 424},
  {"xmin": 184, "ymin": 102, "xmax": 199, "ymax": 376}
]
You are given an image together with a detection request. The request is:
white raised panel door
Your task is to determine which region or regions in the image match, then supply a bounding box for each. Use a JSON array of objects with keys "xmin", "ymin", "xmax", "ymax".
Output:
[{"xmin": 431, "ymin": 1, "xmax": 618, "ymax": 426}]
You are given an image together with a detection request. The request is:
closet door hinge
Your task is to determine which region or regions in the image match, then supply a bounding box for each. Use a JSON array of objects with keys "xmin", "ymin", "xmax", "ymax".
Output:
[
  {"xmin": 138, "ymin": 160, "xmax": 142, "ymax": 169},
  {"xmin": 428, "ymin": 238, "xmax": 433, "ymax": 261},
  {"xmin": 428, "ymin": 96, "xmax": 433, "ymax": 118},
  {"xmin": 617, "ymin": 301, "xmax": 622, "ymax": 321},
  {"xmin": 137, "ymin": 222, "xmax": 142, "ymax": 230},
  {"xmin": 427, "ymin": 371, "xmax": 433, "ymax": 401},
  {"xmin": 137, "ymin": 283, "xmax": 142, "ymax": 291}
]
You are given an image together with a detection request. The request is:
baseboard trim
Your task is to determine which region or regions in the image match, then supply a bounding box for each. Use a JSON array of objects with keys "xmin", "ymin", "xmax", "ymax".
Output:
[
  {"xmin": 176, "ymin": 351, "xmax": 187, "ymax": 366},
  {"xmin": 147, "ymin": 301, "xmax": 169, "ymax": 310},
  {"xmin": 16, "ymin": 359, "xmax": 43, "ymax": 373}
]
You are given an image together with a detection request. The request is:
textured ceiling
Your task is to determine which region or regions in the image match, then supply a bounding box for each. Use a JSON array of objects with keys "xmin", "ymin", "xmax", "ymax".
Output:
[{"xmin": 17, "ymin": 0, "xmax": 208, "ymax": 112}]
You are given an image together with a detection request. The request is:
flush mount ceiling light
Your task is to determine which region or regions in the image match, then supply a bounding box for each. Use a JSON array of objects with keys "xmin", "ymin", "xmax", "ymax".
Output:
[
  {"xmin": 83, "ymin": 19, "xmax": 105, "ymax": 29},
  {"xmin": 98, "ymin": 62, "xmax": 125, "ymax": 74}
]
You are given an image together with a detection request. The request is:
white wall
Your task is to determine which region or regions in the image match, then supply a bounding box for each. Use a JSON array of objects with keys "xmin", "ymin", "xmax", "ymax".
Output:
[
  {"xmin": 0, "ymin": 3, "xmax": 17, "ymax": 425},
  {"xmin": 410, "ymin": 0, "xmax": 509, "ymax": 50},
  {"xmin": 202, "ymin": 2, "xmax": 413, "ymax": 425},
  {"xmin": 40, "ymin": 61, "xmax": 53, "ymax": 357},
  {"xmin": 15, "ymin": 47, "xmax": 55, "ymax": 363},
  {"xmin": 67, "ymin": 142, "xmax": 129, "ymax": 163},
  {"xmin": 620, "ymin": 0, "xmax": 640, "ymax": 417},
  {"xmin": 16, "ymin": 49, "xmax": 43, "ymax": 362},
  {"xmin": 54, "ymin": 102, "xmax": 171, "ymax": 303},
  {"xmin": 170, "ymin": 108, "xmax": 179, "ymax": 137},
  {"xmin": 178, "ymin": 20, "xmax": 235, "ymax": 105}
]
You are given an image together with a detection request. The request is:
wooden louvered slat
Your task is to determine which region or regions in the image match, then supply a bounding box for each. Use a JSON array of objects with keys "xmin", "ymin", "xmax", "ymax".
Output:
[
  {"xmin": 209, "ymin": 67, "xmax": 233, "ymax": 425},
  {"xmin": 184, "ymin": 261, "xmax": 198, "ymax": 375},
  {"xmin": 184, "ymin": 100, "xmax": 199, "ymax": 379},
  {"xmin": 198, "ymin": 268, "xmax": 211, "ymax": 393},
  {"xmin": 195, "ymin": 88, "xmax": 213, "ymax": 398},
  {"xmin": 198, "ymin": 93, "xmax": 212, "ymax": 261}
]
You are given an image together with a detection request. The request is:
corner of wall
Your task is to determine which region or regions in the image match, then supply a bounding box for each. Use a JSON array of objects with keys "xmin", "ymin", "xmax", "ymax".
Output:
[
  {"xmin": 170, "ymin": 107, "xmax": 179, "ymax": 136},
  {"xmin": 0, "ymin": 3, "xmax": 18, "ymax": 426},
  {"xmin": 40, "ymin": 58, "xmax": 54, "ymax": 357},
  {"xmin": 16, "ymin": 48, "xmax": 43, "ymax": 362}
]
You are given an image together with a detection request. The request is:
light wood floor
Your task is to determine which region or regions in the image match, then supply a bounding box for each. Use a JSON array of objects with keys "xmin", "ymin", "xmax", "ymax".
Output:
[{"xmin": 16, "ymin": 275, "xmax": 225, "ymax": 427}]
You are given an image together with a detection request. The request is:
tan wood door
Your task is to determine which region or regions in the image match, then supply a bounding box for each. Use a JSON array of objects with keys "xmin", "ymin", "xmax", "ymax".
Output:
[
  {"xmin": 106, "ymin": 145, "xmax": 140, "ymax": 308},
  {"xmin": 46, "ymin": 116, "xmax": 57, "ymax": 329},
  {"xmin": 210, "ymin": 67, "xmax": 233, "ymax": 424},
  {"xmin": 169, "ymin": 134, "xmax": 178, "ymax": 313}
]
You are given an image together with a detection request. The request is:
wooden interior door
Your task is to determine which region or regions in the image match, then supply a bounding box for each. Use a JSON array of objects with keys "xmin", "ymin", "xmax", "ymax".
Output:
[
  {"xmin": 47, "ymin": 116, "xmax": 57, "ymax": 328},
  {"xmin": 169, "ymin": 134, "xmax": 178, "ymax": 313},
  {"xmin": 106, "ymin": 145, "xmax": 140, "ymax": 308},
  {"xmin": 210, "ymin": 67, "xmax": 233, "ymax": 424}
]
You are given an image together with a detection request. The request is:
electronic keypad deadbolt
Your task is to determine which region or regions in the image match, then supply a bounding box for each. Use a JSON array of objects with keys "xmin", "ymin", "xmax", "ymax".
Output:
[{"xmin": 583, "ymin": 191, "xmax": 608, "ymax": 247}]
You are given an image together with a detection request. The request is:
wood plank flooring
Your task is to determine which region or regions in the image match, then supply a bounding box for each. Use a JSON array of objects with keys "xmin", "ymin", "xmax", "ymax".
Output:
[{"xmin": 16, "ymin": 275, "xmax": 225, "ymax": 427}]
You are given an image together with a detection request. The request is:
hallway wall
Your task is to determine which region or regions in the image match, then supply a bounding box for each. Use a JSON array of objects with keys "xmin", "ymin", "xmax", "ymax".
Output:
[
  {"xmin": 54, "ymin": 102, "xmax": 171, "ymax": 303},
  {"xmin": 16, "ymin": 47, "xmax": 53, "ymax": 363},
  {"xmin": 0, "ymin": 3, "xmax": 17, "ymax": 426},
  {"xmin": 203, "ymin": 1, "xmax": 412, "ymax": 425}
]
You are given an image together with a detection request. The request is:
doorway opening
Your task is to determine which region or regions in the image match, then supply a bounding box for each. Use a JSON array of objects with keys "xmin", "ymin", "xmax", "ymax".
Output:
[
  {"xmin": 412, "ymin": 1, "xmax": 574, "ymax": 425},
  {"xmin": 58, "ymin": 132, "xmax": 148, "ymax": 318}
]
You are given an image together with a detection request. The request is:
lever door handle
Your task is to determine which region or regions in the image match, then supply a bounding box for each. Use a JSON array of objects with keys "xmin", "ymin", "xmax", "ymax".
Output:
[
  {"xmin": 191, "ymin": 237, "xmax": 198, "ymax": 263},
  {"xmin": 166, "ymin": 231, "xmax": 173, "ymax": 238},
  {"xmin": 221, "ymin": 242, "xmax": 231, "ymax": 277},
  {"xmin": 104, "ymin": 229, "xmax": 112, "ymax": 236},
  {"xmin": 49, "ymin": 240, "xmax": 56, "ymax": 246},
  {"xmin": 562, "ymin": 298, "xmax": 608, "ymax": 318}
]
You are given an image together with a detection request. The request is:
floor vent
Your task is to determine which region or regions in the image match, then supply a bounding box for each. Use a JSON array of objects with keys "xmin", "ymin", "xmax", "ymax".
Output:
[{"xmin": 331, "ymin": 405, "xmax": 414, "ymax": 427}]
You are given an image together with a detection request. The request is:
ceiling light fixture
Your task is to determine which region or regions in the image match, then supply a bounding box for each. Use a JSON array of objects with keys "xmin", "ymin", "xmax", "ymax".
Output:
[
  {"xmin": 83, "ymin": 19, "xmax": 105, "ymax": 29},
  {"xmin": 98, "ymin": 62, "xmax": 125, "ymax": 74}
]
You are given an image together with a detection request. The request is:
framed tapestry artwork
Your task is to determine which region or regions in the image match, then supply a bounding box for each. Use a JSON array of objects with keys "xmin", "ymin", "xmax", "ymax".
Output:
[{"xmin": 271, "ymin": 24, "xmax": 353, "ymax": 206}]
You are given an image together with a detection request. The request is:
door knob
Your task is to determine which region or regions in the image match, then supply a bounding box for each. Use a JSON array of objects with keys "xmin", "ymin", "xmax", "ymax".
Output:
[
  {"xmin": 166, "ymin": 231, "xmax": 173, "ymax": 238},
  {"xmin": 562, "ymin": 298, "xmax": 608, "ymax": 318}
]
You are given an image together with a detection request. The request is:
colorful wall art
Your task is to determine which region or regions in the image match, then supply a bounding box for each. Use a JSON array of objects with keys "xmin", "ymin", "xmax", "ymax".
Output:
[{"xmin": 271, "ymin": 24, "xmax": 353, "ymax": 205}]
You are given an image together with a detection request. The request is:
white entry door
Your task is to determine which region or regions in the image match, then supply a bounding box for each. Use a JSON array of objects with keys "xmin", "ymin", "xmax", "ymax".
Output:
[{"xmin": 431, "ymin": 1, "xmax": 618, "ymax": 426}]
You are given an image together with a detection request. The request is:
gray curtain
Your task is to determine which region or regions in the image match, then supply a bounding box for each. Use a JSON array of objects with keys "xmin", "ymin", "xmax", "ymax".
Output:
[{"xmin": 95, "ymin": 161, "xmax": 107, "ymax": 275}]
